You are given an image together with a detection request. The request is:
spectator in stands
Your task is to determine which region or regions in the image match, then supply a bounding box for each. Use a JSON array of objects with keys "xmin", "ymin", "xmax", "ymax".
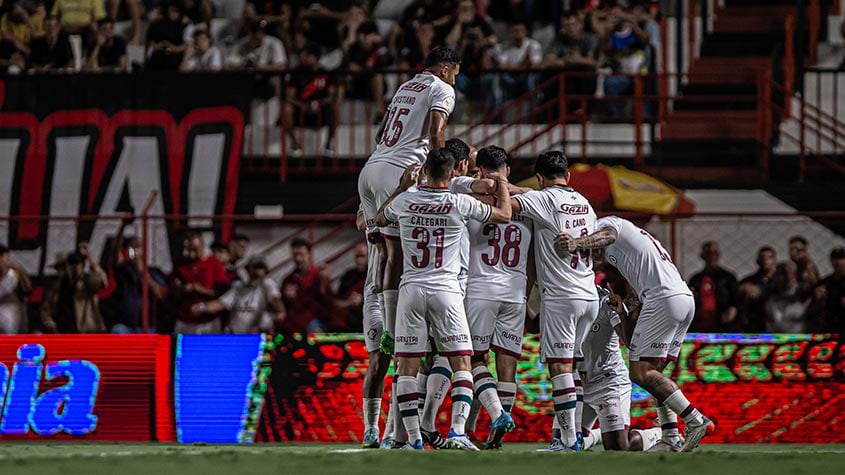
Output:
[
  {"xmin": 763, "ymin": 262, "xmax": 811, "ymax": 333},
  {"xmin": 107, "ymin": 216, "xmax": 167, "ymax": 333},
  {"xmin": 169, "ymin": 233, "xmax": 231, "ymax": 334},
  {"xmin": 400, "ymin": 0, "xmax": 456, "ymax": 48},
  {"xmin": 0, "ymin": 244, "xmax": 31, "ymax": 334},
  {"xmin": 227, "ymin": 233, "xmax": 250, "ymax": 281},
  {"xmin": 85, "ymin": 18, "xmax": 127, "ymax": 71},
  {"xmin": 285, "ymin": 42, "xmax": 340, "ymax": 155},
  {"xmin": 738, "ymin": 246, "xmax": 778, "ymax": 332},
  {"xmin": 689, "ymin": 241, "xmax": 739, "ymax": 332},
  {"xmin": 815, "ymin": 247, "xmax": 845, "ymax": 334},
  {"xmin": 601, "ymin": 8, "xmax": 651, "ymax": 118},
  {"xmin": 1, "ymin": 0, "xmax": 44, "ymax": 56},
  {"xmin": 334, "ymin": 242, "xmax": 366, "ymax": 331},
  {"xmin": 28, "ymin": 15, "xmax": 74, "ymax": 70},
  {"xmin": 788, "ymin": 235, "xmax": 820, "ymax": 301},
  {"xmin": 50, "ymin": 0, "xmax": 104, "ymax": 37},
  {"xmin": 444, "ymin": 0, "xmax": 496, "ymax": 49},
  {"xmin": 544, "ymin": 11, "xmax": 599, "ymax": 113},
  {"xmin": 192, "ymin": 256, "xmax": 285, "ymax": 333},
  {"xmin": 398, "ymin": 21, "xmax": 435, "ymax": 73},
  {"xmin": 179, "ymin": 29, "xmax": 222, "ymax": 71},
  {"xmin": 344, "ymin": 20, "xmax": 392, "ymax": 120},
  {"xmin": 297, "ymin": 0, "xmax": 356, "ymax": 51},
  {"xmin": 0, "ymin": 39, "xmax": 26, "ymax": 73},
  {"xmin": 145, "ymin": 2, "xmax": 193, "ymax": 71},
  {"xmin": 448, "ymin": 2, "xmax": 496, "ymax": 112},
  {"xmin": 226, "ymin": 19, "xmax": 287, "ymax": 70},
  {"xmin": 179, "ymin": 0, "xmax": 214, "ymax": 27},
  {"xmin": 241, "ymin": 0, "xmax": 290, "ymax": 42},
  {"xmin": 210, "ymin": 240, "xmax": 231, "ymax": 268},
  {"xmin": 493, "ymin": 22, "xmax": 543, "ymax": 107},
  {"xmin": 41, "ymin": 243, "xmax": 108, "ymax": 333},
  {"xmin": 106, "ymin": 0, "xmax": 142, "ymax": 44},
  {"xmin": 280, "ymin": 237, "xmax": 333, "ymax": 334},
  {"xmin": 338, "ymin": 4, "xmax": 367, "ymax": 53}
]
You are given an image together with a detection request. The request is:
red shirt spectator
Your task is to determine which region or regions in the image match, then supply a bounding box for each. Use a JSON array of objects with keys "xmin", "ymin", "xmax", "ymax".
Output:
[
  {"xmin": 170, "ymin": 234, "xmax": 231, "ymax": 334},
  {"xmin": 280, "ymin": 238, "xmax": 333, "ymax": 334}
]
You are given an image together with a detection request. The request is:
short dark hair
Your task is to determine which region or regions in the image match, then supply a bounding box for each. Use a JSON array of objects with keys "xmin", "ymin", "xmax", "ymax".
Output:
[
  {"xmin": 476, "ymin": 145, "xmax": 509, "ymax": 171},
  {"xmin": 66, "ymin": 252, "xmax": 85, "ymax": 265},
  {"xmin": 424, "ymin": 46, "xmax": 461, "ymax": 68},
  {"xmin": 534, "ymin": 151, "xmax": 569, "ymax": 179},
  {"xmin": 758, "ymin": 246, "xmax": 775, "ymax": 255},
  {"xmin": 193, "ymin": 29, "xmax": 210, "ymax": 40},
  {"xmin": 445, "ymin": 138, "xmax": 470, "ymax": 167},
  {"xmin": 210, "ymin": 241, "xmax": 228, "ymax": 251},
  {"xmin": 831, "ymin": 246, "xmax": 845, "ymax": 260},
  {"xmin": 231, "ymin": 233, "xmax": 250, "ymax": 243},
  {"xmin": 0, "ymin": 244, "xmax": 8, "ymax": 255},
  {"xmin": 291, "ymin": 237, "xmax": 312, "ymax": 251},
  {"xmin": 424, "ymin": 149, "xmax": 456, "ymax": 181},
  {"xmin": 701, "ymin": 241, "xmax": 718, "ymax": 250},
  {"xmin": 789, "ymin": 236, "xmax": 808, "ymax": 246}
]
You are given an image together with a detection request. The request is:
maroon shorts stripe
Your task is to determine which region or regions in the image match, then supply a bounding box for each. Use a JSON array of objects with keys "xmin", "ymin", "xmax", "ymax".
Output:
[
  {"xmin": 491, "ymin": 344, "xmax": 521, "ymax": 358},
  {"xmin": 552, "ymin": 387, "xmax": 577, "ymax": 397},
  {"xmin": 661, "ymin": 423, "xmax": 679, "ymax": 430},
  {"xmin": 397, "ymin": 393, "xmax": 418, "ymax": 403},
  {"xmin": 472, "ymin": 349, "xmax": 489, "ymax": 357},
  {"xmin": 452, "ymin": 379, "xmax": 473, "ymax": 390},
  {"xmin": 624, "ymin": 424, "xmax": 631, "ymax": 431},
  {"xmin": 395, "ymin": 351, "xmax": 426, "ymax": 357},
  {"xmin": 473, "ymin": 371, "xmax": 494, "ymax": 382},
  {"xmin": 545, "ymin": 357, "xmax": 574, "ymax": 364},
  {"xmin": 679, "ymin": 404, "xmax": 694, "ymax": 418},
  {"xmin": 440, "ymin": 350, "xmax": 473, "ymax": 357},
  {"xmin": 667, "ymin": 354, "xmax": 679, "ymax": 362}
]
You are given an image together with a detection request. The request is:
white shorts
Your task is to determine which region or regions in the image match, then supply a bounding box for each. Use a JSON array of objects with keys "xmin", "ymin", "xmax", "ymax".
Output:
[
  {"xmin": 395, "ymin": 284, "xmax": 473, "ymax": 358},
  {"xmin": 539, "ymin": 298, "xmax": 599, "ymax": 364},
  {"xmin": 629, "ymin": 294, "xmax": 695, "ymax": 363},
  {"xmin": 357, "ymin": 161, "xmax": 405, "ymax": 239},
  {"xmin": 582, "ymin": 376, "xmax": 631, "ymax": 432},
  {"xmin": 465, "ymin": 297, "xmax": 525, "ymax": 357}
]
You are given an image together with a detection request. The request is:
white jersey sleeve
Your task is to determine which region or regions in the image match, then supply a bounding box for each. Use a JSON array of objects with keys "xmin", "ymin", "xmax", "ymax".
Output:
[
  {"xmin": 455, "ymin": 194, "xmax": 492, "ymax": 224},
  {"xmin": 449, "ymin": 176, "xmax": 475, "ymax": 195},
  {"xmin": 430, "ymin": 80, "xmax": 456, "ymax": 117}
]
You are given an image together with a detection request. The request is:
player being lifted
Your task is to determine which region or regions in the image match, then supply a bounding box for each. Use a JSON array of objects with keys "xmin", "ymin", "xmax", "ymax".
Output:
[
  {"xmin": 375, "ymin": 149, "xmax": 512, "ymax": 450},
  {"xmin": 509, "ymin": 151, "xmax": 599, "ymax": 451},
  {"xmin": 463, "ymin": 146, "xmax": 531, "ymax": 449},
  {"xmin": 556, "ymin": 216, "xmax": 715, "ymax": 452},
  {"xmin": 356, "ymin": 46, "xmax": 461, "ymax": 448}
]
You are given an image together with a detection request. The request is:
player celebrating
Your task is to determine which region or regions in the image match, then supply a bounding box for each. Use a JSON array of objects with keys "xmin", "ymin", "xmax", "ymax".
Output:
[
  {"xmin": 509, "ymin": 151, "xmax": 599, "ymax": 451},
  {"xmin": 463, "ymin": 146, "xmax": 530, "ymax": 449},
  {"xmin": 375, "ymin": 149, "xmax": 512, "ymax": 450},
  {"xmin": 357, "ymin": 46, "xmax": 461, "ymax": 448},
  {"xmin": 556, "ymin": 216, "xmax": 715, "ymax": 452}
]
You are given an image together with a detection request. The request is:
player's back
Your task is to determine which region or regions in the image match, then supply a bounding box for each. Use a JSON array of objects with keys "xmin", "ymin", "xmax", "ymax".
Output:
[
  {"xmin": 466, "ymin": 214, "xmax": 532, "ymax": 303},
  {"xmin": 388, "ymin": 187, "xmax": 490, "ymax": 293},
  {"xmin": 366, "ymin": 72, "xmax": 456, "ymax": 168},
  {"xmin": 598, "ymin": 216, "xmax": 691, "ymax": 302},
  {"xmin": 582, "ymin": 288, "xmax": 628, "ymax": 382},
  {"xmin": 515, "ymin": 185, "xmax": 597, "ymax": 300}
]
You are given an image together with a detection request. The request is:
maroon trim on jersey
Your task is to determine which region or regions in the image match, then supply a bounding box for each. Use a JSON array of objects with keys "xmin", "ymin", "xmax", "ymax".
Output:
[
  {"xmin": 439, "ymin": 350, "xmax": 474, "ymax": 357},
  {"xmin": 545, "ymin": 357, "xmax": 574, "ymax": 364},
  {"xmin": 396, "ymin": 351, "xmax": 427, "ymax": 357},
  {"xmin": 420, "ymin": 185, "xmax": 450, "ymax": 190},
  {"xmin": 667, "ymin": 354, "xmax": 680, "ymax": 362},
  {"xmin": 491, "ymin": 344, "xmax": 521, "ymax": 358}
]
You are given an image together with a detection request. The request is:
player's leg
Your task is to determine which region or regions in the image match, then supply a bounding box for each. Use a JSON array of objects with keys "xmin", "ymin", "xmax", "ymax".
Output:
[
  {"xmin": 430, "ymin": 290, "xmax": 479, "ymax": 451},
  {"xmin": 393, "ymin": 284, "xmax": 429, "ymax": 450},
  {"xmin": 573, "ymin": 299, "xmax": 599, "ymax": 449},
  {"xmin": 483, "ymin": 301, "xmax": 525, "ymax": 448},
  {"xmin": 580, "ymin": 403, "xmax": 602, "ymax": 450},
  {"xmin": 628, "ymin": 295, "xmax": 713, "ymax": 452},
  {"xmin": 540, "ymin": 298, "xmax": 579, "ymax": 451},
  {"xmin": 361, "ymin": 283, "xmax": 389, "ymax": 448},
  {"xmin": 419, "ymin": 352, "xmax": 452, "ymax": 448},
  {"xmin": 465, "ymin": 299, "xmax": 506, "ymax": 439}
]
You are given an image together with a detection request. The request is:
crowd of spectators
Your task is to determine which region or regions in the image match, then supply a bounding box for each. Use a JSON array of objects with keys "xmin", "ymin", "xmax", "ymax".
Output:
[
  {"xmin": 0, "ymin": 0, "xmax": 663, "ymax": 121},
  {"xmin": 688, "ymin": 237, "xmax": 845, "ymax": 335},
  {"xmin": 0, "ymin": 219, "xmax": 369, "ymax": 335}
]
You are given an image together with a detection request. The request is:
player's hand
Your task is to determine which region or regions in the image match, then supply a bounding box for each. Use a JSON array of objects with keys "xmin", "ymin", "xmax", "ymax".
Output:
[
  {"xmin": 607, "ymin": 286, "xmax": 626, "ymax": 316},
  {"xmin": 398, "ymin": 164, "xmax": 421, "ymax": 191},
  {"xmin": 78, "ymin": 242, "xmax": 91, "ymax": 259},
  {"xmin": 554, "ymin": 232, "xmax": 577, "ymax": 257}
]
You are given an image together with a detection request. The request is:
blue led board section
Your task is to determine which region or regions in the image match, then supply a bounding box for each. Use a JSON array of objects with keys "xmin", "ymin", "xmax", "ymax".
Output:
[{"xmin": 175, "ymin": 335, "xmax": 265, "ymax": 443}]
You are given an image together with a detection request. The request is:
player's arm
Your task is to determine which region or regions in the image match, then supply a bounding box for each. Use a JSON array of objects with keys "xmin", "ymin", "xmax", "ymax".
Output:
[
  {"xmin": 428, "ymin": 110, "xmax": 448, "ymax": 149},
  {"xmin": 191, "ymin": 299, "xmax": 227, "ymax": 315},
  {"xmin": 467, "ymin": 178, "xmax": 531, "ymax": 196},
  {"xmin": 485, "ymin": 173, "xmax": 512, "ymax": 224},
  {"xmin": 556, "ymin": 226, "xmax": 618, "ymax": 255},
  {"xmin": 608, "ymin": 290, "xmax": 640, "ymax": 347},
  {"xmin": 356, "ymin": 209, "xmax": 366, "ymax": 231},
  {"xmin": 374, "ymin": 164, "xmax": 420, "ymax": 227}
]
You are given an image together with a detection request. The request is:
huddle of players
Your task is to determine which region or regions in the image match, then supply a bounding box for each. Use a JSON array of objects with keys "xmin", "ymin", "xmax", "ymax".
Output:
[{"xmin": 356, "ymin": 46, "xmax": 715, "ymax": 452}]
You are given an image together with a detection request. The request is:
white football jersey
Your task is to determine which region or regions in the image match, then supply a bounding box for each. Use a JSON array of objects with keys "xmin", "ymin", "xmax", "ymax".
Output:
[
  {"xmin": 596, "ymin": 216, "xmax": 691, "ymax": 302},
  {"xmin": 466, "ymin": 214, "xmax": 532, "ymax": 303},
  {"xmin": 581, "ymin": 287, "xmax": 628, "ymax": 382},
  {"xmin": 514, "ymin": 185, "xmax": 597, "ymax": 300},
  {"xmin": 367, "ymin": 72, "xmax": 456, "ymax": 168},
  {"xmin": 383, "ymin": 186, "xmax": 492, "ymax": 292}
]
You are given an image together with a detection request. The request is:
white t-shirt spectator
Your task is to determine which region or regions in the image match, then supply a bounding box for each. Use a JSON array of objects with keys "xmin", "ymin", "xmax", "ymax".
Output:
[
  {"xmin": 218, "ymin": 277, "xmax": 281, "ymax": 334},
  {"xmin": 227, "ymin": 35, "xmax": 287, "ymax": 68},
  {"xmin": 0, "ymin": 269, "xmax": 25, "ymax": 334},
  {"xmin": 185, "ymin": 46, "xmax": 223, "ymax": 71},
  {"xmin": 496, "ymin": 37, "xmax": 543, "ymax": 68}
]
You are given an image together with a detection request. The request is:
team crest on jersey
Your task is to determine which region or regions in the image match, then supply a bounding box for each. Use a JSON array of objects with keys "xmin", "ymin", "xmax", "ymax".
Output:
[
  {"xmin": 591, "ymin": 323, "xmax": 601, "ymax": 333},
  {"xmin": 408, "ymin": 203, "xmax": 453, "ymax": 214},
  {"xmin": 558, "ymin": 204, "xmax": 589, "ymax": 214},
  {"xmin": 608, "ymin": 255, "xmax": 618, "ymax": 265}
]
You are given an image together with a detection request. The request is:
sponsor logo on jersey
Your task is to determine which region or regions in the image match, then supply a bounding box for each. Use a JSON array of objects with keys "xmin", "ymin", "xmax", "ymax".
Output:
[
  {"xmin": 399, "ymin": 81, "xmax": 430, "ymax": 93},
  {"xmin": 500, "ymin": 331, "xmax": 521, "ymax": 344},
  {"xmin": 559, "ymin": 204, "xmax": 589, "ymax": 214},
  {"xmin": 553, "ymin": 342, "xmax": 575, "ymax": 349},
  {"xmin": 396, "ymin": 335, "xmax": 420, "ymax": 344},
  {"xmin": 408, "ymin": 203, "xmax": 453, "ymax": 214},
  {"xmin": 440, "ymin": 334, "xmax": 469, "ymax": 344},
  {"xmin": 471, "ymin": 335, "xmax": 491, "ymax": 344},
  {"xmin": 650, "ymin": 342, "xmax": 670, "ymax": 350}
]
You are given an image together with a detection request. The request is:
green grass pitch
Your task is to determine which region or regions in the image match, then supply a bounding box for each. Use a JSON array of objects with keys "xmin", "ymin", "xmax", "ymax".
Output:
[{"xmin": 1, "ymin": 444, "xmax": 843, "ymax": 475}]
